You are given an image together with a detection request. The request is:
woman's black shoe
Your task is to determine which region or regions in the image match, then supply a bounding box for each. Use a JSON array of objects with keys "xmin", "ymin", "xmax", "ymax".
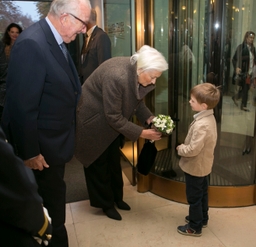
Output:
[
  {"xmin": 103, "ymin": 207, "xmax": 122, "ymax": 220},
  {"xmin": 246, "ymin": 148, "xmax": 251, "ymax": 154},
  {"xmin": 115, "ymin": 201, "xmax": 131, "ymax": 210}
]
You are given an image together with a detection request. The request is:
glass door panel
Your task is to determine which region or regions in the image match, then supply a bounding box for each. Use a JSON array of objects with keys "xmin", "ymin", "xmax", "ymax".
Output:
[
  {"xmin": 150, "ymin": 0, "xmax": 256, "ymax": 186},
  {"xmin": 104, "ymin": 0, "xmax": 133, "ymax": 57},
  {"xmin": 104, "ymin": 0, "xmax": 137, "ymax": 185},
  {"xmin": 216, "ymin": 0, "xmax": 256, "ymax": 185}
]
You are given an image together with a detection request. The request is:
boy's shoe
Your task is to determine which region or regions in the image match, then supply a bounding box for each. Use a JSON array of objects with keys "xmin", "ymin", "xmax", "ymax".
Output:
[
  {"xmin": 177, "ymin": 224, "xmax": 202, "ymax": 237},
  {"xmin": 185, "ymin": 216, "xmax": 208, "ymax": 228}
]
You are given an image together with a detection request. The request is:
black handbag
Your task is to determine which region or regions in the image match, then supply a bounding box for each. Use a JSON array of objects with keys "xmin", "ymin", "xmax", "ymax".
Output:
[{"xmin": 136, "ymin": 140, "xmax": 157, "ymax": 175}]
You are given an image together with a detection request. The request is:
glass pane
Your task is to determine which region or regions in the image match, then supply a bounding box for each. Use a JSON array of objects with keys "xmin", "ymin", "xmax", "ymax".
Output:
[
  {"xmin": 0, "ymin": 1, "xmax": 50, "ymax": 38},
  {"xmin": 152, "ymin": 0, "xmax": 207, "ymax": 180},
  {"xmin": 216, "ymin": 0, "xmax": 256, "ymax": 185},
  {"xmin": 151, "ymin": 0, "xmax": 256, "ymax": 186},
  {"xmin": 152, "ymin": 0, "xmax": 174, "ymax": 173},
  {"xmin": 153, "ymin": 0, "xmax": 169, "ymax": 115},
  {"xmin": 104, "ymin": 0, "xmax": 132, "ymax": 57},
  {"xmin": 103, "ymin": 0, "xmax": 135, "ymax": 165},
  {"xmin": 0, "ymin": 1, "xmax": 79, "ymax": 77}
]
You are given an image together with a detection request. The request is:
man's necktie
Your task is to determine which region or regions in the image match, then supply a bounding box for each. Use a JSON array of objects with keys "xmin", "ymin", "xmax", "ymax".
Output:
[
  {"xmin": 60, "ymin": 42, "xmax": 68, "ymax": 62},
  {"xmin": 81, "ymin": 34, "xmax": 88, "ymax": 63},
  {"xmin": 81, "ymin": 34, "xmax": 88, "ymax": 55}
]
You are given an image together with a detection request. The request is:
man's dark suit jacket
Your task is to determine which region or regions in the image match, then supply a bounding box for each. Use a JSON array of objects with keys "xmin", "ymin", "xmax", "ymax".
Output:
[
  {"xmin": 0, "ymin": 127, "xmax": 45, "ymax": 247},
  {"xmin": 1, "ymin": 18, "xmax": 81, "ymax": 165},
  {"xmin": 80, "ymin": 26, "xmax": 111, "ymax": 84}
]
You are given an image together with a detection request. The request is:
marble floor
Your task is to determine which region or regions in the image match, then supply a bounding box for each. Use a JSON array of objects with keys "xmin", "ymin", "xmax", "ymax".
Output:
[{"xmin": 66, "ymin": 174, "xmax": 256, "ymax": 247}]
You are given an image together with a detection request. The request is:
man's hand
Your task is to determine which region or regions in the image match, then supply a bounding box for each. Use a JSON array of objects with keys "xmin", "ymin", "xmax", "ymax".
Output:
[{"xmin": 24, "ymin": 154, "xmax": 49, "ymax": 171}]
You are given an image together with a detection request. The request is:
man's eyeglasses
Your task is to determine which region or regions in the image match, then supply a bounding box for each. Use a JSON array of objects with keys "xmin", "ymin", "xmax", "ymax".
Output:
[{"xmin": 67, "ymin": 13, "xmax": 87, "ymax": 28}]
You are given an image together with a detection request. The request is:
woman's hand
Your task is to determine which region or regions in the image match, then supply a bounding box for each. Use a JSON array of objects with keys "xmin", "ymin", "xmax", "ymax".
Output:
[{"xmin": 140, "ymin": 129, "xmax": 162, "ymax": 141}]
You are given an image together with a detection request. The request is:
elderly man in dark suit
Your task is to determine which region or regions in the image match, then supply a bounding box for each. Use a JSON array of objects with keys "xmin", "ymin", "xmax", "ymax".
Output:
[
  {"xmin": 80, "ymin": 8, "xmax": 111, "ymax": 84},
  {"xmin": 1, "ymin": 0, "xmax": 91, "ymax": 246},
  {"xmin": 0, "ymin": 127, "xmax": 52, "ymax": 247},
  {"xmin": 75, "ymin": 45, "xmax": 168, "ymax": 221}
]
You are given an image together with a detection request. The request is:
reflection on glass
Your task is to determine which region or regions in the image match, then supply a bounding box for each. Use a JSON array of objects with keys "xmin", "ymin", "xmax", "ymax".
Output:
[
  {"xmin": 150, "ymin": 0, "xmax": 256, "ymax": 187},
  {"xmin": 0, "ymin": 1, "xmax": 50, "ymax": 38},
  {"xmin": 104, "ymin": 0, "xmax": 135, "ymax": 167},
  {"xmin": 104, "ymin": 1, "xmax": 132, "ymax": 57},
  {"xmin": 217, "ymin": 0, "xmax": 256, "ymax": 186}
]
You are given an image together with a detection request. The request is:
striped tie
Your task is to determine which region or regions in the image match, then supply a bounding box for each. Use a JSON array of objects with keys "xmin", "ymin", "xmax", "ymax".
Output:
[{"xmin": 60, "ymin": 42, "xmax": 68, "ymax": 62}]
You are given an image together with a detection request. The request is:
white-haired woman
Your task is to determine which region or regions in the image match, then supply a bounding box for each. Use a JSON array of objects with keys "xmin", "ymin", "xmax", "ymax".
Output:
[{"xmin": 75, "ymin": 45, "xmax": 168, "ymax": 220}]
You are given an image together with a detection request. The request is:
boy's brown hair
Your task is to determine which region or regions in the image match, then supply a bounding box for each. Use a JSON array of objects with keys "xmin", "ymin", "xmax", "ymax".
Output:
[{"xmin": 190, "ymin": 82, "xmax": 220, "ymax": 109}]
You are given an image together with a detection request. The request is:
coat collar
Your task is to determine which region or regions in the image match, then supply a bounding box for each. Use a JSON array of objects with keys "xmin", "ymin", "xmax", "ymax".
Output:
[
  {"xmin": 39, "ymin": 19, "xmax": 80, "ymax": 91},
  {"xmin": 190, "ymin": 109, "xmax": 214, "ymax": 126}
]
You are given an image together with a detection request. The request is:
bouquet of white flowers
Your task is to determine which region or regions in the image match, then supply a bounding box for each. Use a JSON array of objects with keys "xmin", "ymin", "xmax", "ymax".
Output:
[{"xmin": 152, "ymin": 114, "xmax": 175, "ymax": 135}]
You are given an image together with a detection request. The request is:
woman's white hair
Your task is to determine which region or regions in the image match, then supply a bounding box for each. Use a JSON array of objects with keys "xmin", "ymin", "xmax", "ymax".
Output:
[{"xmin": 130, "ymin": 45, "xmax": 168, "ymax": 72}]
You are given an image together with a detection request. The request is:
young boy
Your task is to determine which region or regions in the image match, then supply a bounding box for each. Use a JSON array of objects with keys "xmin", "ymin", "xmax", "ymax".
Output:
[{"xmin": 176, "ymin": 83, "xmax": 220, "ymax": 237}]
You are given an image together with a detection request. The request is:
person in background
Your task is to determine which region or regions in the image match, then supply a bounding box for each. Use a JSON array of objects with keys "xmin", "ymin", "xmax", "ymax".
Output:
[
  {"xmin": 0, "ymin": 41, "xmax": 8, "ymax": 121},
  {"xmin": 176, "ymin": 83, "xmax": 220, "ymax": 237},
  {"xmin": 0, "ymin": 126, "xmax": 52, "ymax": 247},
  {"xmin": 75, "ymin": 45, "xmax": 168, "ymax": 221},
  {"xmin": 79, "ymin": 8, "xmax": 111, "ymax": 84},
  {"xmin": 0, "ymin": 23, "xmax": 22, "ymax": 121},
  {"xmin": 2, "ymin": 23, "xmax": 23, "ymax": 62},
  {"xmin": 232, "ymin": 31, "xmax": 256, "ymax": 111},
  {"xmin": 1, "ymin": 0, "xmax": 91, "ymax": 246}
]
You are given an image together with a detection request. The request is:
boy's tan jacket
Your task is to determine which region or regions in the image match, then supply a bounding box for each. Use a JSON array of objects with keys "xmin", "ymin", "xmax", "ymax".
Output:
[{"xmin": 178, "ymin": 109, "xmax": 217, "ymax": 177}]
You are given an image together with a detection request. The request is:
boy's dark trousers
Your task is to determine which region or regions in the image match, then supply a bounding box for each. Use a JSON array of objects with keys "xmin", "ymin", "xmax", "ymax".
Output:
[{"xmin": 185, "ymin": 172, "xmax": 209, "ymax": 231}]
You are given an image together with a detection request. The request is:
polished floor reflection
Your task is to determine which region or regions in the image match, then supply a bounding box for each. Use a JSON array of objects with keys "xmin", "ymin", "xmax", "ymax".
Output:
[{"xmin": 65, "ymin": 173, "xmax": 256, "ymax": 247}]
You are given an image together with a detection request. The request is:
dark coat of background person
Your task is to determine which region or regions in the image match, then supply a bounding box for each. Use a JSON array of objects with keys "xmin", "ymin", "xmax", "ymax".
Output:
[
  {"xmin": 232, "ymin": 41, "xmax": 256, "ymax": 85},
  {"xmin": 0, "ymin": 41, "xmax": 8, "ymax": 121},
  {"xmin": 232, "ymin": 32, "xmax": 256, "ymax": 111},
  {"xmin": 1, "ymin": 18, "xmax": 81, "ymax": 247},
  {"xmin": 79, "ymin": 25, "xmax": 111, "ymax": 84},
  {"xmin": 0, "ymin": 127, "xmax": 49, "ymax": 247}
]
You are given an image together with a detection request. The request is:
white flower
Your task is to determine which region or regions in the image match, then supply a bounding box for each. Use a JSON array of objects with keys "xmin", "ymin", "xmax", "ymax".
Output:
[{"xmin": 152, "ymin": 114, "xmax": 175, "ymax": 134}]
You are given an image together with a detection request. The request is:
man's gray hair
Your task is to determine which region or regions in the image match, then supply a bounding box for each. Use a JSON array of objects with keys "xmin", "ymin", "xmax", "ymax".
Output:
[
  {"xmin": 130, "ymin": 45, "xmax": 168, "ymax": 72},
  {"xmin": 49, "ymin": 0, "xmax": 91, "ymax": 16}
]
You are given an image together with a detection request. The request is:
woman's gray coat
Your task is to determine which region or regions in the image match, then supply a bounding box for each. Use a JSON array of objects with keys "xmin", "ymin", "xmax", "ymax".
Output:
[{"xmin": 75, "ymin": 57, "xmax": 155, "ymax": 167}]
